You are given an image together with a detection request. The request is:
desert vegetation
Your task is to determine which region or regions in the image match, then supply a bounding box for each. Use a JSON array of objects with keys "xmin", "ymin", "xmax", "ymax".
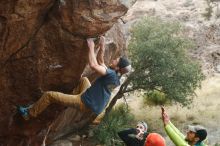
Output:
[{"xmin": 93, "ymin": 16, "xmax": 213, "ymax": 145}]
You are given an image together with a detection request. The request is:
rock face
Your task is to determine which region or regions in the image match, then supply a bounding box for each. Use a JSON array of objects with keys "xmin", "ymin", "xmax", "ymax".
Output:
[{"xmin": 0, "ymin": 0, "xmax": 135, "ymax": 145}]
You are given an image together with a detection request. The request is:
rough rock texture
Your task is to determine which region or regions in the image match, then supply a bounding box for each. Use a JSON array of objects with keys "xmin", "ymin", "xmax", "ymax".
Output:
[
  {"xmin": 123, "ymin": 0, "xmax": 220, "ymax": 76},
  {"xmin": 0, "ymin": 0, "xmax": 135, "ymax": 145}
]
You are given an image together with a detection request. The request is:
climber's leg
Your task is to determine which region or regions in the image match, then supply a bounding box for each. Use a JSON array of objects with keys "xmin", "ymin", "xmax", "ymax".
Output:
[
  {"xmin": 92, "ymin": 111, "xmax": 105, "ymax": 125},
  {"xmin": 28, "ymin": 91, "xmax": 84, "ymax": 117},
  {"xmin": 18, "ymin": 77, "xmax": 91, "ymax": 120},
  {"xmin": 72, "ymin": 77, "xmax": 91, "ymax": 94}
]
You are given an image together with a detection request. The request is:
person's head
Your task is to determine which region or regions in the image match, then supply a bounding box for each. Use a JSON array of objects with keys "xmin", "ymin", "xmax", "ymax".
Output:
[
  {"xmin": 145, "ymin": 133, "xmax": 166, "ymax": 146},
  {"xmin": 186, "ymin": 125, "xmax": 207, "ymax": 144},
  {"xmin": 109, "ymin": 56, "xmax": 131, "ymax": 75},
  {"xmin": 136, "ymin": 121, "xmax": 148, "ymax": 134}
]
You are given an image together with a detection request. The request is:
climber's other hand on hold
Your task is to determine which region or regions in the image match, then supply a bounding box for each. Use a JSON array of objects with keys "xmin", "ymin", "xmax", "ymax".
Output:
[
  {"xmin": 87, "ymin": 38, "xmax": 95, "ymax": 50},
  {"xmin": 99, "ymin": 36, "xmax": 105, "ymax": 48}
]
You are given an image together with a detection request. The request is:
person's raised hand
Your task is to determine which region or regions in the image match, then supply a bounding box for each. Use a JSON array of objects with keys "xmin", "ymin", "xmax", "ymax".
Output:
[
  {"xmin": 136, "ymin": 130, "xmax": 144, "ymax": 140},
  {"xmin": 87, "ymin": 38, "xmax": 95, "ymax": 50},
  {"xmin": 161, "ymin": 106, "xmax": 165, "ymax": 120},
  {"xmin": 161, "ymin": 106, "xmax": 170, "ymax": 126}
]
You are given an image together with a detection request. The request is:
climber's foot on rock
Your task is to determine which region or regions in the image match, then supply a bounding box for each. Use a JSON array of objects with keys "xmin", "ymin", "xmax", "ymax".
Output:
[{"xmin": 17, "ymin": 105, "xmax": 30, "ymax": 120}]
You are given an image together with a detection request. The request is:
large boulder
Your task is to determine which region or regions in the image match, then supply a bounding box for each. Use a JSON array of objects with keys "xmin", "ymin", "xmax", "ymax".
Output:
[{"xmin": 0, "ymin": 0, "xmax": 135, "ymax": 145}]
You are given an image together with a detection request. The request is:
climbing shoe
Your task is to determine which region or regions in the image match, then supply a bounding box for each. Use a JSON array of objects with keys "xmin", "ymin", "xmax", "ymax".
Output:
[{"xmin": 17, "ymin": 106, "xmax": 30, "ymax": 120}]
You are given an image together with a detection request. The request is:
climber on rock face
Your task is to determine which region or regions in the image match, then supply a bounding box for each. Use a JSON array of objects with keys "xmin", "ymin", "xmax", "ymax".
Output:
[{"xmin": 17, "ymin": 36, "xmax": 132, "ymax": 120}]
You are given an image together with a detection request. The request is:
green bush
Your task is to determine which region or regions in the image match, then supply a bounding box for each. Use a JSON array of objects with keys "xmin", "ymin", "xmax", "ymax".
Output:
[
  {"xmin": 94, "ymin": 105, "xmax": 134, "ymax": 146},
  {"xmin": 143, "ymin": 90, "xmax": 170, "ymax": 106},
  {"xmin": 127, "ymin": 17, "xmax": 204, "ymax": 106}
]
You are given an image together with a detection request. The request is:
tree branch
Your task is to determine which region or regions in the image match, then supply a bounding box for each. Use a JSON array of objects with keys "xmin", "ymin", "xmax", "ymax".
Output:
[{"xmin": 123, "ymin": 87, "xmax": 140, "ymax": 93}]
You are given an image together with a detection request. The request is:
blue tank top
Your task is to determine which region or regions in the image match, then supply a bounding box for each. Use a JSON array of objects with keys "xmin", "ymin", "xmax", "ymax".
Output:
[{"xmin": 81, "ymin": 68, "xmax": 120, "ymax": 115}]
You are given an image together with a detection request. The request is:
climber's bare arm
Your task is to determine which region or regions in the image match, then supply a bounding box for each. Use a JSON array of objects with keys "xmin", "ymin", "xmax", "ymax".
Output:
[
  {"xmin": 97, "ymin": 36, "xmax": 107, "ymax": 68},
  {"xmin": 87, "ymin": 38, "xmax": 107, "ymax": 76}
]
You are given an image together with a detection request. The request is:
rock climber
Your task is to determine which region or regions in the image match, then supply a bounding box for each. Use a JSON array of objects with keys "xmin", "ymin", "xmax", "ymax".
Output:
[{"xmin": 17, "ymin": 36, "xmax": 132, "ymax": 121}]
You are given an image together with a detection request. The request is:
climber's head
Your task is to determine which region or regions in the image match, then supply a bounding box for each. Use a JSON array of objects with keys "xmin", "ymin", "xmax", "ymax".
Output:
[
  {"xmin": 110, "ymin": 56, "xmax": 131, "ymax": 75},
  {"xmin": 145, "ymin": 133, "xmax": 166, "ymax": 146}
]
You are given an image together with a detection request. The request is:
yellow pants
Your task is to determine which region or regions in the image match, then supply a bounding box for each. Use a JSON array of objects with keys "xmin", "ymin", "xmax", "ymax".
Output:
[{"xmin": 29, "ymin": 77, "xmax": 91, "ymax": 117}]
